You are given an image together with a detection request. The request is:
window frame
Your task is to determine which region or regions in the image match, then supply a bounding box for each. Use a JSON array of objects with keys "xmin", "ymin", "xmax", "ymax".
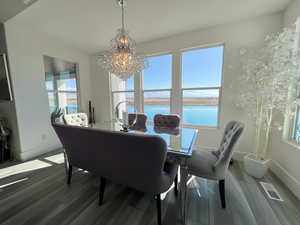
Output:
[
  {"xmin": 284, "ymin": 97, "xmax": 300, "ymax": 147},
  {"xmin": 110, "ymin": 74, "xmax": 136, "ymax": 120},
  {"xmin": 45, "ymin": 68, "xmax": 81, "ymax": 114},
  {"xmin": 283, "ymin": 19, "xmax": 300, "ymax": 147},
  {"xmin": 293, "ymin": 105, "xmax": 300, "ymax": 141},
  {"xmin": 179, "ymin": 86, "xmax": 222, "ymax": 129},
  {"xmin": 179, "ymin": 44, "xmax": 224, "ymax": 128},
  {"xmin": 142, "ymin": 88, "xmax": 172, "ymax": 123},
  {"xmin": 109, "ymin": 43, "xmax": 225, "ymax": 129},
  {"xmin": 141, "ymin": 52, "xmax": 173, "ymax": 123}
]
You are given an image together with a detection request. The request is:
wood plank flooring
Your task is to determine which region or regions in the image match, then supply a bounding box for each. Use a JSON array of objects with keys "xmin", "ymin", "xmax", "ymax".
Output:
[{"xmin": 0, "ymin": 151, "xmax": 299, "ymax": 225}]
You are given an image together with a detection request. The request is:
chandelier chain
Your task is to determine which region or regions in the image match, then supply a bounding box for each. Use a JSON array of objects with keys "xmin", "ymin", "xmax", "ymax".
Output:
[{"xmin": 121, "ymin": 0, "xmax": 125, "ymax": 30}]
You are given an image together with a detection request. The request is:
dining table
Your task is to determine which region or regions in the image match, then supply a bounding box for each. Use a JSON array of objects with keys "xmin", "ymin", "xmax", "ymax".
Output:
[{"xmin": 92, "ymin": 121, "xmax": 198, "ymax": 224}]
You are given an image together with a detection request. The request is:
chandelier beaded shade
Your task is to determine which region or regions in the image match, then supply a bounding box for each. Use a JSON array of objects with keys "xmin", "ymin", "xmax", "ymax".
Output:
[{"xmin": 97, "ymin": 0, "xmax": 148, "ymax": 80}]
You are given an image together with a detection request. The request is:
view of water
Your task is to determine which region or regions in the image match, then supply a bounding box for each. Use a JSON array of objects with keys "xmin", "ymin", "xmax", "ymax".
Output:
[
  {"xmin": 51, "ymin": 103, "xmax": 218, "ymax": 127},
  {"xmin": 127, "ymin": 104, "xmax": 218, "ymax": 127},
  {"xmin": 50, "ymin": 104, "xmax": 78, "ymax": 114}
]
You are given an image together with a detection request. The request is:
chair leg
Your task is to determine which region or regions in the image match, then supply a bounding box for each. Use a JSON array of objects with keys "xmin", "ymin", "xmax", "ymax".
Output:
[
  {"xmin": 63, "ymin": 151, "xmax": 69, "ymax": 176},
  {"xmin": 219, "ymin": 179, "xmax": 226, "ymax": 208},
  {"xmin": 156, "ymin": 194, "xmax": 162, "ymax": 225},
  {"xmin": 99, "ymin": 177, "xmax": 106, "ymax": 206},
  {"xmin": 67, "ymin": 165, "xmax": 73, "ymax": 185},
  {"xmin": 174, "ymin": 174, "xmax": 178, "ymax": 196}
]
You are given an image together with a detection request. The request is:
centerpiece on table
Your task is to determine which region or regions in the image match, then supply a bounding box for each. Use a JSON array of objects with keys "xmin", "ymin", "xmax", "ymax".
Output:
[{"xmin": 115, "ymin": 101, "xmax": 137, "ymax": 132}]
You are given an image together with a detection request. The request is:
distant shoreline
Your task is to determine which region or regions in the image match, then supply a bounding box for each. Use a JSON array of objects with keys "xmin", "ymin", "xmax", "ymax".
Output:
[
  {"xmin": 128, "ymin": 97, "xmax": 218, "ymax": 106},
  {"xmin": 50, "ymin": 97, "xmax": 219, "ymax": 107}
]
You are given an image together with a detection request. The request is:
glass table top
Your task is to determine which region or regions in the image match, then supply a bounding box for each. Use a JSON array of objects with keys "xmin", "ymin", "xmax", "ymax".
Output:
[{"xmin": 93, "ymin": 122, "xmax": 198, "ymax": 157}]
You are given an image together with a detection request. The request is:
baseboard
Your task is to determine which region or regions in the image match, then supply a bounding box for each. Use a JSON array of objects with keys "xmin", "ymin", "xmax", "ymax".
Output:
[
  {"xmin": 269, "ymin": 160, "xmax": 300, "ymax": 200},
  {"xmin": 17, "ymin": 144, "xmax": 62, "ymax": 161},
  {"xmin": 232, "ymin": 151, "xmax": 300, "ymax": 199}
]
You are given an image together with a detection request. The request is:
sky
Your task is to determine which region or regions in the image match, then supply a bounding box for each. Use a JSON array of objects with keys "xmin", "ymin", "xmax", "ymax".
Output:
[
  {"xmin": 46, "ymin": 72, "xmax": 77, "ymax": 91},
  {"xmin": 125, "ymin": 45, "xmax": 224, "ymax": 98},
  {"xmin": 47, "ymin": 46, "xmax": 224, "ymax": 99}
]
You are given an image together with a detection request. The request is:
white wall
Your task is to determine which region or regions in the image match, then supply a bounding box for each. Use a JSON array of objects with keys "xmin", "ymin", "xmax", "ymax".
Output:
[
  {"xmin": 0, "ymin": 22, "xmax": 21, "ymax": 156},
  {"xmin": 4, "ymin": 22, "xmax": 92, "ymax": 160},
  {"xmin": 266, "ymin": 0, "xmax": 300, "ymax": 199},
  {"xmin": 89, "ymin": 55, "xmax": 112, "ymax": 123},
  {"xmin": 283, "ymin": 0, "xmax": 300, "ymax": 26},
  {"xmin": 91, "ymin": 13, "xmax": 283, "ymax": 155}
]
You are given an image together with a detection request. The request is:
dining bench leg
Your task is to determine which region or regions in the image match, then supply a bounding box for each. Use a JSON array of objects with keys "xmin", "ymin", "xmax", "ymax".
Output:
[
  {"xmin": 67, "ymin": 165, "xmax": 72, "ymax": 185},
  {"xmin": 174, "ymin": 174, "xmax": 178, "ymax": 196},
  {"xmin": 99, "ymin": 177, "xmax": 106, "ymax": 206},
  {"xmin": 156, "ymin": 194, "xmax": 162, "ymax": 225},
  {"xmin": 219, "ymin": 179, "xmax": 226, "ymax": 208}
]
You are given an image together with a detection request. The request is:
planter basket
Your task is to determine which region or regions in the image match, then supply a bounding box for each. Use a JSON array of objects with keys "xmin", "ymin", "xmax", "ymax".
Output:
[{"xmin": 244, "ymin": 154, "xmax": 270, "ymax": 179}]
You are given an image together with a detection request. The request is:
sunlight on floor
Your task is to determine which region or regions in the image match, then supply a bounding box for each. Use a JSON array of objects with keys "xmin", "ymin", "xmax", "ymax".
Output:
[
  {"xmin": 44, "ymin": 153, "xmax": 65, "ymax": 164},
  {"xmin": 0, "ymin": 160, "xmax": 52, "ymax": 179},
  {"xmin": 0, "ymin": 177, "xmax": 29, "ymax": 189}
]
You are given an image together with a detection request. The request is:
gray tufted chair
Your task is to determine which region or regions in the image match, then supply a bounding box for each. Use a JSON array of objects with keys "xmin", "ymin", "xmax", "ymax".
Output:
[
  {"xmin": 154, "ymin": 114, "xmax": 181, "ymax": 129},
  {"xmin": 187, "ymin": 121, "xmax": 244, "ymax": 208},
  {"xmin": 63, "ymin": 113, "xmax": 89, "ymax": 127},
  {"xmin": 128, "ymin": 113, "xmax": 147, "ymax": 131}
]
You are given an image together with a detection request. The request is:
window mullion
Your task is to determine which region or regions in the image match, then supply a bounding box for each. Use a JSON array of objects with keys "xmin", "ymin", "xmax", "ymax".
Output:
[
  {"xmin": 172, "ymin": 51, "xmax": 181, "ymax": 116},
  {"xmin": 53, "ymin": 76, "xmax": 59, "ymax": 108},
  {"xmin": 135, "ymin": 72, "xmax": 143, "ymax": 113}
]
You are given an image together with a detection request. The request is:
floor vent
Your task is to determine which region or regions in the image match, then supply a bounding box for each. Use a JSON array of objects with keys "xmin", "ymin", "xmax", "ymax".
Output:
[{"xmin": 260, "ymin": 182, "xmax": 283, "ymax": 201}]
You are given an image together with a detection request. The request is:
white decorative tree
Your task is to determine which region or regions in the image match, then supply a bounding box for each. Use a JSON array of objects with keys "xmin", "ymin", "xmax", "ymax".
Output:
[{"xmin": 238, "ymin": 25, "xmax": 300, "ymax": 161}]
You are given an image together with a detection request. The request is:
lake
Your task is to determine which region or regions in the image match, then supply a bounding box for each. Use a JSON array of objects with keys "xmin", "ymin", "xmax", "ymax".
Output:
[
  {"xmin": 127, "ymin": 104, "xmax": 218, "ymax": 127},
  {"xmin": 51, "ymin": 104, "xmax": 218, "ymax": 127}
]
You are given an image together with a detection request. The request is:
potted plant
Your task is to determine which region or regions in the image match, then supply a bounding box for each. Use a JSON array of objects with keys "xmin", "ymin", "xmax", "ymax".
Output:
[{"xmin": 237, "ymin": 26, "xmax": 300, "ymax": 178}]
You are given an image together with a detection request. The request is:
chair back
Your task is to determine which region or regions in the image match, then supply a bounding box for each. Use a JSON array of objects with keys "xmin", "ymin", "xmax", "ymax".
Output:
[
  {"xmin": 213, "ymin": 121, "xmax": 244, "ymax": 172},
  {"xmin": 154, "ymin": 114, "xmax": 180, "ymax": 129},
  {"xmin": 63, "ymin": 113, "xmax": 88, "ymax": 127},
  {"xmin": 128, "ymin": 113, "xmax": 147, "ymax": 131},
  {"xmin": 52, "ymin": 123, "xmax": 168, "ymax": 194}
]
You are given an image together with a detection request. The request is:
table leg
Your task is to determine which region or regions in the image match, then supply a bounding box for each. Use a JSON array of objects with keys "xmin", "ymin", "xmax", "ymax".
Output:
[{"xmin": 179, "ymin": 165, "xmax": 189, "ymax": 224}]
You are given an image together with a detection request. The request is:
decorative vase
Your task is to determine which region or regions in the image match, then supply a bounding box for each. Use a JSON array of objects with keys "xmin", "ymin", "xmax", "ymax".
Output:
[
  {"xmin": 115, "ymin": 101, "xmax": 137, "ymax": 132},
  {"xmin": 243, "ymin": 154, "xmax": 270, "ymax": 179}
]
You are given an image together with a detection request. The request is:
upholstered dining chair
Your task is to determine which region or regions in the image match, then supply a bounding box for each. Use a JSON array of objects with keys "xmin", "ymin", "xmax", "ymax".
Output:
[
  {"xmin": 154, "ymin": 114, "xmax": 181, "ymax": 129},
  {"xmin": 63, "ymin": 113, "xmax": 89, "ymax": 127},
  {"xmin": 128, "ymin": 113, "xmax": 147, "ymax": 131},
  {"xmin": 153, "ymin": 114, "xmax": 180, "ymax": 196},
  {"xmin": 52, "ymin": 123, "xmax": 178, "ymax": 225},
  {"xmin": 187, "ymin": 121, "xmax": 244, "ymax": 208},
  {"xmin": 62, "ymin": 113, "xmax": 89, "ymax": 175}
]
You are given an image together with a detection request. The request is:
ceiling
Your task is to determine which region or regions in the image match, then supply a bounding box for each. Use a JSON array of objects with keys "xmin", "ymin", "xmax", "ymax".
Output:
[
  {"xmin": 0, "ymin": 0, "xmax": 38, "ymax": 22},
  {"xmin": 6, "ymin": 0, "xmax": 291, "ymax": 53}
]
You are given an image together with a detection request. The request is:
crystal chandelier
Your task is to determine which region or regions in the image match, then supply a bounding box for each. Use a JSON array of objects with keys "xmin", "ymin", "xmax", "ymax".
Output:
[{"xmin": 97, "ymin": 0, "xmax": 148, "ymax": 80}]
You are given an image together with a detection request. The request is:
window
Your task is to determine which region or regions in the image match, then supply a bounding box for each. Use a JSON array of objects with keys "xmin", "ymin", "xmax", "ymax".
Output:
[
  {"xmin": 181, "ymin": 46, "xmax": 223, "ymax": 126},
  {"xmin": 284, "ymin": 21, "xmax": 300, "ymax": 145},
  {"xmin": 288, "ymin": 88, "xmax": 300, "ymax": 143},
  {"xmin": 111, "ymin": 74, "xmax": 135, "ymax": 117},
  {"xmin": 44, "ymin": 56, "xmax": 80, "ymax": 114},
  {"xmin": 110, "ymin": 45, "xmax": 224, "ymax": 128},
  {"xmin": 293, "ymin": 106, "xmax": 300, "ymax": 142},
  {"xmin": 143, "ymin": 54, "xmax": 172, "ymax": 121}
]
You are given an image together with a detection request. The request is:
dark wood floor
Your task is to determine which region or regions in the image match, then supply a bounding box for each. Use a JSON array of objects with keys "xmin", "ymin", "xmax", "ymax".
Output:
[{"xmin": 0, "ymin": 151, "xmax": 299, "ymax": 225}]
